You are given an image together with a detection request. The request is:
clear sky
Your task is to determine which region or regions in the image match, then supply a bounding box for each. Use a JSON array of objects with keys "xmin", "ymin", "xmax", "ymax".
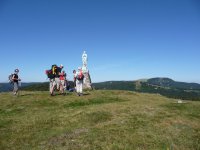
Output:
[{"xmin": 0, "ymin": 0, "xmax": 200, "ymax": 83}]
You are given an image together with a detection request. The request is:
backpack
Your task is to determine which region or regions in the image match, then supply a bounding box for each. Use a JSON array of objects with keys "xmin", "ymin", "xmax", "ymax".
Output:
[
  {"xmin": 45, "ymin": 70, "xmax": 54, "ymax": 79},
  {"xmin": 45, "ymin": 64, "xmax": 58, "ymax": 79},
  {"xmin": 51, "ymin": 64, "xmax": 58, "ymax": 75},
  {"xmin": 8, "ymin": 74, "xmax": 14, "ymax": 84},
  {"xmin": 76, "ymin": 71, "xmax": 84, "ymax": 80}
]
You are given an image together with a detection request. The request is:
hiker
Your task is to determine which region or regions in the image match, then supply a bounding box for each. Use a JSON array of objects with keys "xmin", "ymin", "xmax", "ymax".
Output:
[
  {"xmin": 75, "ymin": 67, "xmax": 84, "ymax": 96},
  {"xmin": 49, "ymin": 69, "xmax": 56, "ymax": 96},
  {"xmin": 60, "ymin": 70, "xmax": 66, "ymax": 95},
  {"xmin": 49, "ymin": 74, "xmax": 56, "ymax": 96},
  {"xmin": 45, "ymin": 64, "xmax": 64, "ymax": 96},
  {"xmin": 55, "ymin": 64, "xmax": 64, "ymax": 92},
  {"xmin": 45, "ymin": 64, "xmax": 57, "ymax": 96},
  {"xmin": 12, "ymin": 69, "xmax": 21, "ymax": 95},
  {"xmin": 73, "ymin": 69, "xmax": 76, "ymax": 89}
]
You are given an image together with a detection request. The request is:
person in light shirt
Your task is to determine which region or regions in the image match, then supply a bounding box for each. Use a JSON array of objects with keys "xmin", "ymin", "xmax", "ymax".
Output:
[{"xmin": 75, "ymin": 67, "xmax": 84, "ymax": 96}]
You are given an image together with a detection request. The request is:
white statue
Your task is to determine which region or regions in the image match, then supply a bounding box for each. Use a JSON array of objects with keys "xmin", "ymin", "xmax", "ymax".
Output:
[
  {"xmin": 82, "ymin": 51, "xmax": 87, "ymax": 66},
  {"xmin": 82, "ymin": 51, "xmax": 88, "ymax": 72}
]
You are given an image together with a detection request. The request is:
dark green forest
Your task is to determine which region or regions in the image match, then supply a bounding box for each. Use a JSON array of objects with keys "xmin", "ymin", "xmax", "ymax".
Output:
[
  {"xmin": 1, "ymin": 78, "xmax": 200, "ymax": 101},
  {"xmin": 93, "ymin": 78, "xmax": 200, "ymax": 101}
]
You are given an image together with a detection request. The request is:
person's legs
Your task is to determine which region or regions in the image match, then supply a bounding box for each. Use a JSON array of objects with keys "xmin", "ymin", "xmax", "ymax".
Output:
[
  {"xmin": 13, "ymin": 82, "xmax": 18, "ymax": 95},
  {"xmin": 74, "ymin": 79, "xmax": 76, "ymax": 88},
  {"xmin": 80, "ymin": 80, "xmax": 83, "ymax": 95},
  {"xmin": 55, "ymin": 78, "xmax": 60, "ymax": 91},
  {"xmin": 49, "ymin": 80, "xmax": 52, "ymax": 93},
  {"xmin": 60, "ymin": 80, "xmax": 65, "ymax": 94},
  {"xmin": 73, "ymin": 79, "xmax": 77, "ymax": 92},
  {"xmin": 50, "ymin": 79, "xmax": 56, "ymax": 95},
  {"xmin": 64, "ymin": 80, "xmax": 68, "ymax": 95},
  {"xmin": 76, "ymin": 80, "xmax": 80, "ymax": 95}
]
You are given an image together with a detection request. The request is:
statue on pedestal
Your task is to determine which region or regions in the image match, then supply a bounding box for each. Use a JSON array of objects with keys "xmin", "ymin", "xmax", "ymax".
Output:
[
  {"xmin": 81, "ymin": 51, "xmax": 92, "ymax": 89},
  {"xmin": 82, "ymin": 51, "xmax": 88, "ymax": 73}
]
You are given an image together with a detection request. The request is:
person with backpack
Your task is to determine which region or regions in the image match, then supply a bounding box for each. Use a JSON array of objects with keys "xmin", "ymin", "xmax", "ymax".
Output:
[
  {"xmin": 45, "ymin": 64, "xmax": 64, "ymax": 96},
  {"xmin": 45, "ymin": 64, "xmax": 57, "ymax": 96},
  {"xmin": 59, "ymin": 70, "xmax": 66, "ymax": 95},
  {"xmin": 12, "ymin": 69, "xmax": 21, "ymax": 95},
  {"xmin": 75, "ymin": 67, "xmax": 84, "ymax": 96},
  {"xmin": 49, "ymin": 73, "xmax": 56, "ymax": 96},
  {"xmin": 55, "ymin": 64, "xmax": 64, "ymax": 92}
]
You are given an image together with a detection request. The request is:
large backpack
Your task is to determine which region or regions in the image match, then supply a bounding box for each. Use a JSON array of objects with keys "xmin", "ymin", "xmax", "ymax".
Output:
[
  {"xmin": 51, "ymin": 64, "xmax": 57, "ymax": 75},
  {"xmin": 45, "ymin": 69, "xmax": 54, "ymax": 79},
  {"xmin": 76, "ymin": 71, "xmax": 84, "ymax": 80},
  {"xmin": 45, "ymin": 64, "xmax": 58, "ymax": 79},
  {"xmin": 8, "ymin": 74, "xmax": 14, "ymax": 84}
]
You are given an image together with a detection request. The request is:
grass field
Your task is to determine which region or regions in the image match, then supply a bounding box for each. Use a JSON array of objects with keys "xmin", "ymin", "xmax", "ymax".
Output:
[{"xmin": 0, "ymin": 90, "xmax": 200, "ymax": 150}]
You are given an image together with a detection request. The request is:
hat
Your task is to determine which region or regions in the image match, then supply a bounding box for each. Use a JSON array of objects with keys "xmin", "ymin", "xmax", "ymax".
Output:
[
  {"xmin": 60, "ymin": 64, "xmax": 64, "ymax": 68},
  {"xmin": 14, "ymin": 69, "xmax": 19, "ymax": 72},
  {"xmin": 78, "ymin": 67, "xmax": 82, "ymax": 70}
]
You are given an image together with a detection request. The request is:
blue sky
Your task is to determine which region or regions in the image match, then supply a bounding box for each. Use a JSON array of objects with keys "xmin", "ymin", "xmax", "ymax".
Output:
[{"xmin": 0, "ymin": 0, "xmax": 200, "ymax": 83}]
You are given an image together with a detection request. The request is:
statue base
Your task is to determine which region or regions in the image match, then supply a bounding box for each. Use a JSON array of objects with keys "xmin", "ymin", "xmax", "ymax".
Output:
[{"xmin": 83, "ymin": 71, "xmax": 92, "ymax": 90}]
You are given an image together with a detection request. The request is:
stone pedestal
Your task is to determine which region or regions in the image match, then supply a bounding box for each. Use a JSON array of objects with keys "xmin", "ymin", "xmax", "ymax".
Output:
[{"xmin": 83, "ymin": 72, "xmax": 92, "ymax": 89}]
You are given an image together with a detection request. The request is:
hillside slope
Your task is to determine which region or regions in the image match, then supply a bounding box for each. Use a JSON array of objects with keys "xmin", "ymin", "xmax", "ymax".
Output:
[
  {"xmin": 147, "ymin": 78, "xmax": 200, "ymax": 90},
  {"xmin": 93, "ymin": 79, "xmax": 200, "ymax": 101},
  {"xmin": 0, "ymin": 82, "xmax": 40, "ymax": 92},
  {"xmin": 17, "ymin": 78, "xmax": 200, "ymax": 101},
  {"xmin": 0, "ymin": 90, "xmax": 200, "ymax": 149}
]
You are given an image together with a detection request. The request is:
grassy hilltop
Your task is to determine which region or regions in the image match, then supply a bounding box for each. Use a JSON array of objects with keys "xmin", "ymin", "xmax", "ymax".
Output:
[{"xmin": 0, "ymin": 90, "xmax": 200, "ymax": 150}]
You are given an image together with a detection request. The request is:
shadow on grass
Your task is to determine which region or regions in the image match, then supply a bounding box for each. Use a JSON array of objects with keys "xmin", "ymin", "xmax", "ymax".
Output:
[
  {"xmin": 83, "ymin": 93, "xmax": 90, "ymax": 96},
  {"xmin": 20, "ymin": 93, "xmax": 34, "ymax": 97},
  {"xmin": 33, "ymin": 99, "xmax": 59, "ymax": 107},
  {"xmin": 64, "ymin": 97, "xmax": 128, "ymax": 108},
  {"xmin": 85, "ymin": 111, "xmax": 113, "ymax": 125}
]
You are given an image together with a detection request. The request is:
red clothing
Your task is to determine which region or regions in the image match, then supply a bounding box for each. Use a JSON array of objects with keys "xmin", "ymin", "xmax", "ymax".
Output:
[{"xmin": 60, "ymin": 73, "xmax": 66, "ymax": 80}]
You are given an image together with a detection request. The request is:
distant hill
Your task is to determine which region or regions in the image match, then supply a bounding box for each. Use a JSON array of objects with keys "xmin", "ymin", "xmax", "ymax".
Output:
[
  {"xmin": 0, "ymin": 83, "xmax": 12, "ymax": 92},
  {"xmin": 94, "ymin": 78, "xmax": 200, "ymax": 101},
  {"xmin": 21, "ymin": 81, "xmax": 74, "ymax": 91},
  {"xmin": 147, "ymin": 77, "xmax": 200, "ymax": 90},
  {"xmin": 0, "ymin": 83, "xmax": 39, "ymax": 92},
  {"xmin": 93, "ymin": 81, "xmax": 136, "ymax": 91},
  {"xmin": 4, "ymin": 78, "xmax": 200, "ymax": 101},
  {"xmin": 20, "ymin": 81, "xmax": 136, "ymax": 92},
  {"xmin": 20, "ymin": 82, "xmax": 49, "ymax": 91},
  {"xmin": 93, "ymin": 78, "xmax": 200, "ymax": 90}
]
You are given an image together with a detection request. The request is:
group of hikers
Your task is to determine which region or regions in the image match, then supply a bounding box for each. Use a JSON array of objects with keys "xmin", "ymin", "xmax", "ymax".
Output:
[
  {"xmin": 9, "ymin": 64, "xmax": 85, "ymax": 96},
  {"xmin": 46, "ymin": 64, "xmax": 84, "ymax": 96}
]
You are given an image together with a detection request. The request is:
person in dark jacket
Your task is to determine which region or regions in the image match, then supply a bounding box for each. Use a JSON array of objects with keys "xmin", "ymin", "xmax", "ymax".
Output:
[
  {"xmin": 12, "ymin": 69, "xmax": 21, "ymax": 95},
  {"xmin": 73, "ymin": 70, "xmax": 76, "ymax": 89}
]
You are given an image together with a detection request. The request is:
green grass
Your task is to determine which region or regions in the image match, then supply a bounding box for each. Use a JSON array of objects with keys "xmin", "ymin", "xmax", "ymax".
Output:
[
  {"xmin": 0, "ymin": 90, "xmax": 200, "ymax": 150},
  {"xmin": 64, "ymin": 97, "xmax": 126, "ymax": 108}
]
